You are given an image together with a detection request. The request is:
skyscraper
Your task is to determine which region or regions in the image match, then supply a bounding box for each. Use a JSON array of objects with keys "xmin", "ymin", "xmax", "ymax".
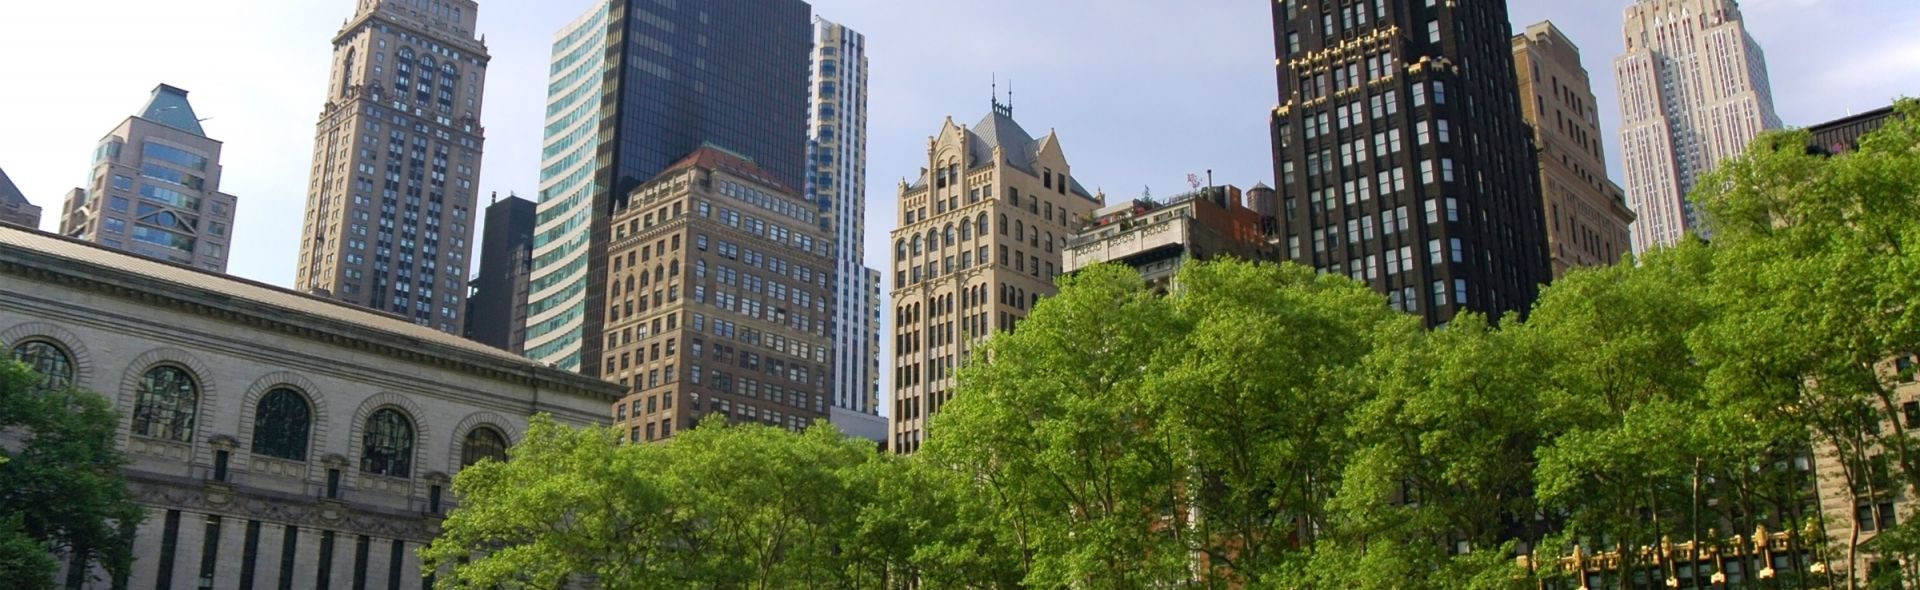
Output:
[
  {"xmin": 888, "ymin": 103, "xmax": 1102, "ymax": 454},
  {"xmin": 1513, "ymin": 21, "xmax": 1634, "ymax": 277},
  {"xmin": 1269, "ymin": 0, "xmax": 1550, "ymax": 326},
  {"xmin": 0, "ymin": 167, "xmax": 41, "ymax": 229},
  {"xmin": 525, "ymin": 0, "xmax": 813, "ymax": 375},
  {"xmin": 293, "ymin": 0, "xmax": 490, "ymax": 333},
  {"xmin": 806, "ymin": 17, "xmax": 883, "ymax": 439},
  {"xmin": 465, "ymin": 192, "xmax": 536, "ymax": 353},
  {"xmin": 604, "ymin": 147, "xmax": 836, "ymax": 442},
  {"xmin": 1615, "ymin": 0, "xmax": 1780, "ymax": 253},
  {"xmin": 58, "ymin": 84, "xmax": 239, "ymax": 272}
]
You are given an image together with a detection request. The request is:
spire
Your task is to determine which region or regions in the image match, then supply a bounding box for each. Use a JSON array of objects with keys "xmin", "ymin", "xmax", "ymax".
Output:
[{"xmin": 992, "ymin": 77, "xmax": 1013, "ymax": 118}]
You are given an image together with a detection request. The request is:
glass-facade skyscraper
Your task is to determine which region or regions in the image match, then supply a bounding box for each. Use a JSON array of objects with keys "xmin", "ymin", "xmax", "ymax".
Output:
[{"xmin": 526, "ymin": 0, "xmax": 813, "ymax": 373}]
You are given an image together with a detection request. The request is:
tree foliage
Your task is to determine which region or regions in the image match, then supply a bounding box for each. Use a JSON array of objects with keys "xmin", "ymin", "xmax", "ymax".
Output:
[
  {"xmin": 0, "ymin": 357, "xmax": 143, "ymax": 589},
  {"xmin": 432, "ymin": 100, "xmax": 1920, "ymax": 589}
]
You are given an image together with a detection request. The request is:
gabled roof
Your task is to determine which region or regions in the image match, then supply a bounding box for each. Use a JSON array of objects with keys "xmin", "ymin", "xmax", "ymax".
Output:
[
  {"xmin": 969, "ymin": 110, "xmax": 1039, "ymax": 171},
  {"xmin": 906, "ymin": 109, "xmax": 1096, "ymax": 200},
  {"xmin": 0, "ymin": 167, "xmax": 29, "ymax": 208},
  {"xmin": 137, "ymin": 84, "xmax": 207, "ymax": 136}
]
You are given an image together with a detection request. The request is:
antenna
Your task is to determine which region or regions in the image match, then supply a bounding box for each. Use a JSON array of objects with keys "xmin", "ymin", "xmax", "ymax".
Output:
[{"xmin": 992, "ymin": 73, "xmax": 997, "ymax": 110}]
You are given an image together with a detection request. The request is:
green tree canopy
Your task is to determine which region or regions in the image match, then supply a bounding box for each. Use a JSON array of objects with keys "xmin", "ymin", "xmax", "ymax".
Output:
[{"xmin": 0, "ymin": 356, "xmax": 143, "ymax": 589}]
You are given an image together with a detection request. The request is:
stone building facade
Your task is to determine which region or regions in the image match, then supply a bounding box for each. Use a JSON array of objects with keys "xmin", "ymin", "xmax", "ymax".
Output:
[
  {"xmin": 293, "ymin": 0, "xmax": 490, "ymax": 334},
  {"xmin": 1512, "ymin": 21, "xmax": 1634, "ymax": 276},
  {"xmin": 1615, "ymin": 0, "xmax": 1781, "ymax": 252},
  {"xmin": 886, "ymin": 104, "xmax": 1102, "ymax": 454},
  {"xmin": 0, "ymin": 225, "xmax": 622, "ymax": 589},
  {"xmin": 604, "ymin": 147, "xmax": 836, "ymax": 442}
]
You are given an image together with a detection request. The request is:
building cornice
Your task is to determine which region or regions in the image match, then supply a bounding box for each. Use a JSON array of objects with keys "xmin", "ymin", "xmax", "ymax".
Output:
[{"xmin": 0, "ymin": 246, "xmax": 622, "ymax": 403}]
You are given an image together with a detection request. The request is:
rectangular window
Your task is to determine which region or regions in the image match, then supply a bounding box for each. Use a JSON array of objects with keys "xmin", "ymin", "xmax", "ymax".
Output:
[
  {"xmin": 238, "ymin": 520, "xmax": 262, "ymax": 590},
  {"xmin": 353, "ymin": 535, "xmax": 371, "ymax": 590},
  {"xmin": 388, "ymin": 540, "xmax": 406, "ymax": 590},
  {"xmin": 143, "ymin": 141, "xmax": 209, "ymax": 170},
  {"xmin": 279, "ymin": 525, "xmax": 299, "ymax": 590},
  {"xmin": 317, "ymin": 531, "xmax": 336, "ymax": 589},
  {"xmin": 1455, "ymin": 279, "xmax": 1469, "ymax": 305},
  {"xmin": 157, "ymin": 510, "xmax": 182, "ymax": 590}
]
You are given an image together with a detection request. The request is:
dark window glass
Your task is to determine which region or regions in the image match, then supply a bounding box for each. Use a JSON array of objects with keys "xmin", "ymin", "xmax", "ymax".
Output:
[
  {"xmin": 460, "ymin": 427, "xmax": 508, "ymax": 467},
  {"xmin": 156, "ymin": 510, "xmax": 181, "ymax": 590},
  {"xmin": 133, "ymin": 366, "xmax": 198, "ymax": 441},
  {"xmin": 10, "ymin": 340, "xmax": 73, "ymax": 391},
  {"xmin": 361, "ymin": 409, "xmax": 414, "ymax": 478},
  {"xmin": 251, "ymin": 388, "xmax": 312, "ymax": 461}
]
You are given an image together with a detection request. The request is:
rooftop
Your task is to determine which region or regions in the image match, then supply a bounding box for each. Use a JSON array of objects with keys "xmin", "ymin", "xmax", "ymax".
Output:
[
  {"xmin": 136, "ymin": 84, "xmax": 207, "ymax": 136},
  {"xmin": 0, "ymin": 225, "xmax": 621, "ymax": 400},
  {"xmin": 0, "ymin": 166, "xmax": 30, "ymax": 209}
]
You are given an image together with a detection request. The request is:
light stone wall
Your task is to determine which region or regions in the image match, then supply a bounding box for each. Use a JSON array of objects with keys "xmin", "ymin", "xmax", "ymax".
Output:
[{"xmin": 3, "ymin": 253, "xmax": 617, "ymax": 589}]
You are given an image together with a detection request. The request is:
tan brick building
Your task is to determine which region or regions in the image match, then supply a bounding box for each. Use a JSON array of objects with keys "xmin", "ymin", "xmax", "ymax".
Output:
[
  {"xmin": 1512, "ymin": 21, "xmax": 1634, "ymax": 277},
  {"xmin": 604, "ymin": 147, "xmax": 836, "ymax": 442},
  {"xmin": 294, "ymin": 0, "xmax": 489, "ymax": 334},
  {"xmin": 887, "ymin": 104, "xmax": 1102, "ymax": 454}
]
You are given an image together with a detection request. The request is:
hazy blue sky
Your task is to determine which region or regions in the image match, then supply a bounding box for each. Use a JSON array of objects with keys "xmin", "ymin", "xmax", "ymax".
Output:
[{"xmin": 1, "ymin": 0, "xmax": 1913, "ymax": 305}]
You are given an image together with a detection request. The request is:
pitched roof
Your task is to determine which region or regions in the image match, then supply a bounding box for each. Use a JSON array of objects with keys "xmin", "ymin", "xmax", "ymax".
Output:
[
  {"xmin": 0, "ymin": 166, "xmax": 29, "ymax": 208},
  {"xmin": 137, "ymin": 84, "xmax": 207, "ymax": 136},
  {"xmin": 907, "ymin": 110, "xmax": 1097, "ymax": 200},
  {"xmin": 0, "ymin": 225, "xmax": 622, "ymax": 400},
  {"xmin": 653, "ymin": 144, "xmax": 795, "ymax": 195}
]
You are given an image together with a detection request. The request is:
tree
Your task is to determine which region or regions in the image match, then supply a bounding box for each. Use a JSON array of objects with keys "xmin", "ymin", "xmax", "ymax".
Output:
[
  {"xmin": 1686, "ymin": 99, "xmax": 1920, "ymax": 587},
  {"xmin": 423, "ymin": 415, "xmax": 886, "ymax": 589},
  {"xmin": 0, "ymin": 356, "xmax": 143, "ymax": 589}
]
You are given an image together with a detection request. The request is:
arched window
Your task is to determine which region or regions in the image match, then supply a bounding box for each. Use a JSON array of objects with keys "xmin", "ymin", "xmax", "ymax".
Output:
[
  {"xmin": 925, "ymin": 229, "xmax": 939, "ymax": 252},
  {"xmin": 133, "ymin": 366, "xmax": 198, "ymax": 441},
  {"xmin": 999, "ymin": 214, "xmax": 1009, "ymax": 235},
  {"xmin": 340, "ymin": 48, "xmax": 357, "ymax": 99},
  {"xmin": 251, "ymin": 388, "xmax": 312, "ymax": 461},
  {"xmin": 977, "ymin": 213, "xmax": 989, "ymax": 236},
  {"xmin": 894, "ymin": 239, "xmax": 906, "ymax": 261},
  {"xmin": 1015, "ymin": 220, "xmax": 1024, "ymax": 240},
  {"xmin": 669, "ymin": 260, "xmax": 680, "ymax": 277},
  {"xmin": 959, "ymin": 222, "xmax": 972, "ymax": 241},
  {"xmin": 911, "ymin": 235, "xmax": 923, "ymax": 256},
  {"xmin": 11, "ymin": 340, "xmax": 73, "ymax": 391},
  {"xmin": 943, "ymin": 224, "xmax": 955, "ymax": 247},
  {"xmin": 461, "ymin": 427, "xmax": 509, "ymax": 467},
  {"xmin": 1046, "ymin": 232, "xmax": 1055, "ymax": 253},
  {"xmin": 362, "ymin": 409, "xmax": 414, "ymax": 478}
]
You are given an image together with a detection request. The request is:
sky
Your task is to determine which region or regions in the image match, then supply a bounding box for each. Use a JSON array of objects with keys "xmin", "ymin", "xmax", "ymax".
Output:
[{"xmin": 1, "ymin": 0, "xmax": 1915, "ymax": 388}]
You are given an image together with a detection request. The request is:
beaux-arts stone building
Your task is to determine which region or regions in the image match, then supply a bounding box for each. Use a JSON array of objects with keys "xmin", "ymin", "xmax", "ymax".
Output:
[{"xmin": 0, "ymin": 225, "xmax": 622, "ymax": 589}]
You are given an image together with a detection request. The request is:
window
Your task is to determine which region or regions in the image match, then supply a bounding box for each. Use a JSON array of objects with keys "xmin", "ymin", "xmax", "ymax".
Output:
[
  {"xmin": 461, "ymin": 427, "xmax": 508, "ymax": 467},
  {"xmin": 11, "ymin": 340, "xmax": 73, "ymax": 391},
  {"xmin": 250, "ymin": 388, "xmax": 312, "ymax": 461},
  {"xmin": 361, "ymin": 409, "xmax": 414, "ymax": 478},
  {"xmin": 133, "ymin": 366, "xmax": 198, "ymax": 441}
]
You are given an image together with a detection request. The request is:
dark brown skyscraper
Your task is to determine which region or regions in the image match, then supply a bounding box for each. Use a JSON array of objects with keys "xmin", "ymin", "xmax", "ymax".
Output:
[
  {"xmin": 1269, "ymin": 0, "xmax": 1549, "ymax": 325},
  {"xmin": 465, "ymin": 193, "xmax": 535, "ymax": 353}
]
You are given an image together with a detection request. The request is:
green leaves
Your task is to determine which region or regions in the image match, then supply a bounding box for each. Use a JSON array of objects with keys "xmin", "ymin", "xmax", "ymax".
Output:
[{"xmin": 0, "ymin": 356, "xmax": 143, "ymax": 587}]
